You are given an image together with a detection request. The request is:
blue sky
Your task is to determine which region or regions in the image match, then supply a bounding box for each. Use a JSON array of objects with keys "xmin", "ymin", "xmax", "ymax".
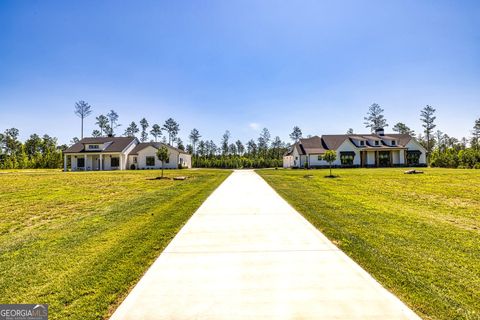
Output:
[{"xmin": 1, "ymin": 0, "xmax": 479, "ymax": 145}]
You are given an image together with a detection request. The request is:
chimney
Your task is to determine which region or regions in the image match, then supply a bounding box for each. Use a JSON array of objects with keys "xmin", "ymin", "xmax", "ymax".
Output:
[{"xmin": 375, "ymin": 128, "xmax": 385, "ymax": 136}]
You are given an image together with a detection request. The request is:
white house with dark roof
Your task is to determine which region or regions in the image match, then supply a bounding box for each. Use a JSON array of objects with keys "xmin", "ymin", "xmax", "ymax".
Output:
[
  {"xmin": 284, "ymin": 129, "xmax": 426, "ymax": 168},
  {"xmin": 128, "ymin": 142, "xmax": 192, "ymax": 170},
  {"xmin": 63, "ymin": 137, "xmax": 191, "ymax": 171}
]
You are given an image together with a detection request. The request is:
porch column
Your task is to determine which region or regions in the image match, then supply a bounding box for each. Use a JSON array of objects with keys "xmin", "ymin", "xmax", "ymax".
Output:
[
  {"xmin": 375, "ymin": 151, "xmax": 379, "ymax": 167},
  {"xmin": 100, "ymin": 154, "xmax": 103, "ymax": 170},
  {"xmin": 84, "ymin": 154, "xmax": 87, "ymax": 171},
  {"xmin": 120, "ymin": 155, "xmax": 123, "ymax": 170},
  {"xmin": 64, "ymin": 154, "xmax": 67, "ymax": 172}
]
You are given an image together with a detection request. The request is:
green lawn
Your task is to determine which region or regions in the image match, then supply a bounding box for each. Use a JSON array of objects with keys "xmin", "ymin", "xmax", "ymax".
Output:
[
  {"xmin": 0, "ymin": 169, "xmax": 230, "ymax": 319},
  {"xmin": 257, "ymin": 168, "xmax": 480, "ymax": 320}
]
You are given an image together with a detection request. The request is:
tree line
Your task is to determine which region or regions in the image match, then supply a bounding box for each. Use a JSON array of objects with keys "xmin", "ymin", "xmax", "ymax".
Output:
[
  {"xmin": 1, "ymin": 100, "xmax": 478, "ymax": 169},
  {"xmin": 72, "ymin": 100, "xmax": 298, "ymax": 168},
  {"xmin": 0, "ymin": 128, "xmax": 65, "ymax": 169},
  {"xmin": 362, "ymin": 103, "xmax": 480, "ymax": 168}
]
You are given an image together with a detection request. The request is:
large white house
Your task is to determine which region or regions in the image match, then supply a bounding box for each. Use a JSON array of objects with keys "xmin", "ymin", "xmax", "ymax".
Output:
[
  {"xmin": 63, "ymin": 137, "xmax": 192, "ymax": 171},
  {"xmin": 283, "ymin": 129, "xmax": 427, "ymax": 168}
]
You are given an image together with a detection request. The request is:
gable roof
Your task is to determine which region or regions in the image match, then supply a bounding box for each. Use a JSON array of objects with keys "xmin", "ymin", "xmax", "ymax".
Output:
[
  {"xmin": 299, "ymin": 136, "xmax": 327, "ymax": 154},
  {"xmin": 64, "ymin": 137, "xmax": 137, "ymax": 153},
  {"xmin": 129, "ymin": 142, "xmax": 190, "ymax": 155},
  {"xmin": 321, "ymin": 135, "xmax": 350, "ymax": 150},
  {"xmin": 286, "ymin": 133, "xmax": 417, "ymax": 156}
]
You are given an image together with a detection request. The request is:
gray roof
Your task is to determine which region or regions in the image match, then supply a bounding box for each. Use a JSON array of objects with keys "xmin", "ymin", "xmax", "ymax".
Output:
[
  {"xmin": 130, "ymin": 142, "xmax": 190, "ymax": 155},
  {"xmin": 289, "ymin": 133, "xmax": 415, "ymax": 155},
  {"xmin": 64, "ymin": 137, "xmax": 137, "ymax": 153}
]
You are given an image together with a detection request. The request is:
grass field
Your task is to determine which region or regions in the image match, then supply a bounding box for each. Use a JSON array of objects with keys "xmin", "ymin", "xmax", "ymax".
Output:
[
  {"xmin": 257, "ymin": 168, "xmax": 480, "ymax": 320},
  {"xmin": 0, "ymin": 169, "xmax": 230, "ymax": 319}
]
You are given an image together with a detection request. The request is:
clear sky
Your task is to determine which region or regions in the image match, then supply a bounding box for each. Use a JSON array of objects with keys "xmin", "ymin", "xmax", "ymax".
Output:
[{"xmin": 1, "ymin": 0, "xmax": 479, "ymax": 145}]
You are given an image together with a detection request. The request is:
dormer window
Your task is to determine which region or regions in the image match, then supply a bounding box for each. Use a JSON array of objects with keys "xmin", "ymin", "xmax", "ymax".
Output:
[
  {"xmin": 88, "ymin": 144, "xmax": 100, "ymax": 150},
  {"xmin": 392, "ymin": 140, "xmax": 396, "ymax": 146},
  {"xmin": 360, "ymin": 141, "xmax": 365, "ymax": 146},
  {"xmin": 375, "ymin": 141, "xmax": 379, "ymax": 146}
]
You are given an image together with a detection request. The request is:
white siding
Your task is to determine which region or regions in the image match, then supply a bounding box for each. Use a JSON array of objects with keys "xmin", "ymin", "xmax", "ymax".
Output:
[
  {"xmin": 405, "ymin": 139, "xmax": 427, "ymax": 164},
  {"xmin": 283, "ymin": 155, "xmax": 294, "ymax": 168},
  {"xmin": 367, "ymin": 151, "xmax": 376, "ymax": 165},
  {"xmin": 335, "ymin": 140, "xmax": 361, "ymax": 166},
  {"xmin": 133, "ymin": 146, "xmax": 191, "ymax": 169},
  {"xmin": 308, "ymin": 154, "xmax": 327, "ymax": 166}
]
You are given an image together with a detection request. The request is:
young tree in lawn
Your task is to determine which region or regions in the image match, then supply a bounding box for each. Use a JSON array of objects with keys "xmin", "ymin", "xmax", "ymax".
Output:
[
  {"xmin": 189, "ymin": 128, "xmax": 201, "ymax": 155},
  {"xmin": 162, "ymin": 118, "xmax": 180, "ymax": 145},
  {"xmin": 106, "ymin": 110, "xmax": 120, "ymax": 136},
  {"xmin": 150, "ymin": 124, "xmax": 162, "ymax": 142},
  {"xmin": 92, "ymin": 130, "xmax": 101, "ymax": 137},
  {"xmin": 392, "ymin": 122, "xmax": 415, "ymax": 136},
  {"xmin": 156, "ymin": 145, "xmax": 170, "ymax": 178},
  {"xmin": 289, "ymin": 126, "xmax": 302, "ymax": 142},
  {"xmin": 74, "ymin": 101, "xmax": 93, "ymax": 139},
  {"xmin": 95, "ymin": 114, "xmax": 109, "ymax": 136},
  {"xmin": 364, "ymin": 103, "xmax": 388, "ymax": 132},
  {"xmin": 124, "ymin": 121, "xmax": 139, "ymax": 137},
  {"xmin": 420, "ymin": 105, "xmax": 436, "ymax": 163},
  {"xmin": 139, "ymin": 118, "xmax": 149, "ymax": 142},
  {"xmin": 323, "ymin": 150, "xmax": 337, "ymax": 177}
]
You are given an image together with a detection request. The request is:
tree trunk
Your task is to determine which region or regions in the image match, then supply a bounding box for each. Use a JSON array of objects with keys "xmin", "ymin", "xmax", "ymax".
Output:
[
  {"xmin": 81, "ymin": 117, "xmax": 84, "ymax": 139},
  {"xmin": 329, "ymin": 164, "xmax": 332, "ymax": 176}
]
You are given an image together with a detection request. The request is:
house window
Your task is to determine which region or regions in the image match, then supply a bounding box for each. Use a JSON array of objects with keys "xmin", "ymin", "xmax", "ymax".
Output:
[
  {"xmin": 133, "ymin": 157, "xmax": 137, "ymax": 163},
  {"xmin": 392, "ymin": 140, "xmax": 396, "ymax": 146},
  {"xmin": 88, "ymin": 145, "xmax": 100, "ymax": 150},
  {"xmin": 146, "ymin": 156, "xmax": 155, "ymax": 166},
  {"xmin": 165, "ymin": 157, "xmax": 169, "ymax": 164},
  {"xmin": 375, "ymin": 141, "xmax": 379, "ymax": 146},
  {"xmin": 340, "ymin": 152, "xmax": 355, "ymax": 165},
  {"xmin": 77, "ymin": 157, "xmax": 85, "ymax": 168},
  {"xmin": 360, "ymin": 141, "xmax": 365, "ymax": 146},
  {"xmin": 111, "ymin": 157, "xmax": 120, "ymax": 167},
  {"xmin": 406, "ymin": 151, "xmax": 421, "ymax": 165},
  {"xmin": 317, "ymin": 155, "xmax": 322, "ymax": 161},
  {"xmin": 295, "ymin": 156, "xmax": 298, "ymax": 160}
]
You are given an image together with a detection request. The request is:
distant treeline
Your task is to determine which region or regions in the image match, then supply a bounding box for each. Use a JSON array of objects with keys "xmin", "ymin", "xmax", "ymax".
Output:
[
  {"xmin": 1, "ymin": 101, "xmax": 479, "ymax": 170},
  {"xmin": 0, "ymin": 129, "xmax": 66, "ymax": 169}
]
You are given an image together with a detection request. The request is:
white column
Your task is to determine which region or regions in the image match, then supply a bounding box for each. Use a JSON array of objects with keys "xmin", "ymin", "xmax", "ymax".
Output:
[
  {"xmin": 120, "ymin": 155, "xmax": 123, "ymax": 170},
  {"xmin": 100, "ymin": 154, "xmax": 103, "ymax": 170},
  {"xmin": 64, "ymin": 154, "xmax": 67, "ymax": 172},
  {"xmin": 84, "ymin": 154, "xmax": 87, "ymax": 171}
]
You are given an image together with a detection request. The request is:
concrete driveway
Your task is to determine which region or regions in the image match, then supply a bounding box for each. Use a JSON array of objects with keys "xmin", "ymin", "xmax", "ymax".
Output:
[{"xmin": 110, "ymin": 170, "xmax": 420, "ymax": 319}]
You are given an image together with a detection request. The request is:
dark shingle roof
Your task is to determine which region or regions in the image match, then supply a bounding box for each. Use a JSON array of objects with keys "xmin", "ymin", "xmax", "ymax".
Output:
[
  {"xmin": 130, "ymin": 142, "xmax": 189, "ymax": 155},
  {"xmin": 321, "ymin": 135, "xmax": 350, "ymax": 150},
  {"xmin": 286, "ymin": 133, "xmax": 415, "ymax": 156},
  {"xmin": 64, "ymin": 137, "xmax": 137, "ymax": 153},
  {"xmin": 299, "ymin": 136, "xmax": 327, "ymax": 154}
]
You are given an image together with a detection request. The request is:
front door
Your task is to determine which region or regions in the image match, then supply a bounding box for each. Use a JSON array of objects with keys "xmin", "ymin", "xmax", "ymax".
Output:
[{"xmin": 378, "ymin": 151, "xmax": 391, "ymax": 167}]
